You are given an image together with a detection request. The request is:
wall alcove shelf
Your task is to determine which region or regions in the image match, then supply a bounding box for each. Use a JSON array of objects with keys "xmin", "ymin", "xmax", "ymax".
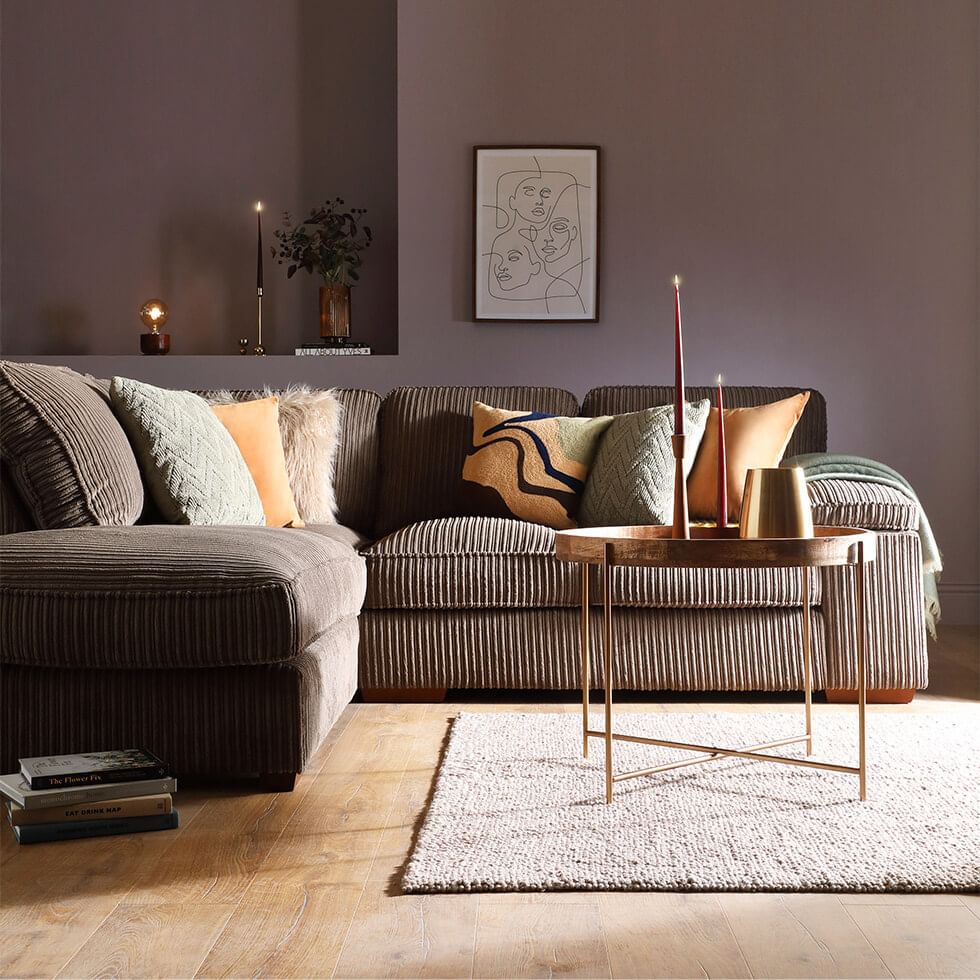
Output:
[{"xmin": 1, "ymin": 0, "xmax": 398, "ymax": 360}]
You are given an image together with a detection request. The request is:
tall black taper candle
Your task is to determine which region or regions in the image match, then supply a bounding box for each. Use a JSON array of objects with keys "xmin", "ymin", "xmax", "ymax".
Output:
[{"xmin": 256, "ymin": 202, "xmax": 263, "ymax": 290}]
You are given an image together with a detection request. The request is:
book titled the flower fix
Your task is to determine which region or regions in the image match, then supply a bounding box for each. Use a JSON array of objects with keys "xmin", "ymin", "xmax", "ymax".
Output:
[{"xmin": 19, "ymin": 749, "xmax": 169, "ymax": 790}]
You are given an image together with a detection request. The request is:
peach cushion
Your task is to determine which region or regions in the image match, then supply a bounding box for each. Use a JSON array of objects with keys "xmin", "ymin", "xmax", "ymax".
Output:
[
  {"xmin": 210, "ymin": 397, "xmax": 304, "ymax": 528},
  {"xmin": 687, "ymin": 391, "xmax": 810, "ymax": 523}
]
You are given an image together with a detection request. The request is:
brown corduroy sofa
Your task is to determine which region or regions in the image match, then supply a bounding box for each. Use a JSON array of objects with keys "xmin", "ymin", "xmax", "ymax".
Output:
[{"xmin": 0, "ymin": 382, "xmax": 928, "ymax": 785}]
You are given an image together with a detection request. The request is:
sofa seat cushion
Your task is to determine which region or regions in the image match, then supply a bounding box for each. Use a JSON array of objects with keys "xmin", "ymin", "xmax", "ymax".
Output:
[
  {"xmin": 363, "ymin": 517, "xmax": 818, "ymax": 611},
  {"xmin": 0, "ymin": 526, "xmax": 366, "ymax": 669},
  {"xmin": 365, "ymin": 517, "xmax": 575, "ymax": 610},
  {"xmin": 807, "ymin": 480, "xmax": 919, "ymax": 531}
]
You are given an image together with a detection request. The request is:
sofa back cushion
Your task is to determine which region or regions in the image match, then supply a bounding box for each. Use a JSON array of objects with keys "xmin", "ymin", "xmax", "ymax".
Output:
[
  {"xmin": 374, "ymin": 386, "xmax": 579, "ymax": 537},
  {"xmin": 331, "ymin": 389, "xmax": 382, "ymax": 534},
  {"xmin": 195, "ymin": 387, "xmax": 381, "ymax": 534},
  {"xmin": 581, "ymin": 386, "xmax": 827, "ymax": 457},
  {"xmin": 0, "ymin": 361, "xmax": 144, "ymax": 529}
]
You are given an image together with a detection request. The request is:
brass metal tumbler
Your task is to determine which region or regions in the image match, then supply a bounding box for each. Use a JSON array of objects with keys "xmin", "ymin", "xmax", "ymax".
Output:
[{"xmin": 738, "ymin": 467, "xmax": 814, "ymax": 539}]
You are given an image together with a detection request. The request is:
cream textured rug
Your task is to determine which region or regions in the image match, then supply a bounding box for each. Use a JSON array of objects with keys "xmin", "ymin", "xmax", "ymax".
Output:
[{"xmin": 403, "ymin": 711, "xmax": 980, "ymax": 893}]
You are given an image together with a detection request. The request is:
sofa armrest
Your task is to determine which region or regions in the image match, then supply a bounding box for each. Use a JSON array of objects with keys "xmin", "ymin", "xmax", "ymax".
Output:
[
  {"xmin": 819, "ymin": 530, "xmax": 927, "ymax": 690},
  {"xmin": 807, "ymin": 479, "xmax": 918, "ymax": 531}
]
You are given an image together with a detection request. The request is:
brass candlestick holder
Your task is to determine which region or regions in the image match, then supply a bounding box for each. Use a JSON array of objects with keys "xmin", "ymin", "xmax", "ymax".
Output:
[
  {"xmin": 671, "ymin": 432, "xmax": 690, "ymax": 539},
  {"xmin": 253, "ymin": 288, "xmax": 266, "ymax": 355}
]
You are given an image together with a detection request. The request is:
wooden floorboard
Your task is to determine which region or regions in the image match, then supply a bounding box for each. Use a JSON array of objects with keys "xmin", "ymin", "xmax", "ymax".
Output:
[{"xmin": 1, "ymin": 626, "xmax": 976, "ymax": 979}]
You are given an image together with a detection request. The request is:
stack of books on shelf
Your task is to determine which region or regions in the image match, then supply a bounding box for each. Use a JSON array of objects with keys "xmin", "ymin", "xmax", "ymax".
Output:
[
  {"xmin": 295, "ymin": 337, "xmax": 372, "ymax": 356},
  {"xmin": 0, "ymin": 749, "xmax": 178, "ymax": 844}
]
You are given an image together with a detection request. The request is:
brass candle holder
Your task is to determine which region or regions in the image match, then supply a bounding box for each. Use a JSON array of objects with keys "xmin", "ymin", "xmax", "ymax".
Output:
[
  {"xmin": 671, "ymin": 432, "xmax": 690, "ymax": 539},
  {"xmin": 253, "ymin": 287, "xmax": 265, "ymax": 355}
]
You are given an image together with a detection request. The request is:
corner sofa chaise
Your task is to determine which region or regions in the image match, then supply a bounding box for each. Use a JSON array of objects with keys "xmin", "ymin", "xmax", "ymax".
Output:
[{"xmin": 0, "ymin": 379, "xmax": 928, "ymax": 786}]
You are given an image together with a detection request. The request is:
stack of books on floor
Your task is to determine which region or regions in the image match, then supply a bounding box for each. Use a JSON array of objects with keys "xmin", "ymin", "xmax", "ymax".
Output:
[
  {"xmin": 0, "ymin": 749, "xmax": 178, "ymax": 844},
  {"xmin": 295, "ymin": 337, "xmax": 372, "ymax": 356}
]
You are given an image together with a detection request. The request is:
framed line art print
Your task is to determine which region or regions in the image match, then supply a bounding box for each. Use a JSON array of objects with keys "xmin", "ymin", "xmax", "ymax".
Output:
[{"xmin": 473, "ymin": 146, "xmax": 600, "ymax": 322}]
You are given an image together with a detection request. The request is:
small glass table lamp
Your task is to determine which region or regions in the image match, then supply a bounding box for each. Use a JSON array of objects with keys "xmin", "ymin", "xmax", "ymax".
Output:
[{"xmin": 139, "ymin": 299, "xmax": 170, "ymax": 355}]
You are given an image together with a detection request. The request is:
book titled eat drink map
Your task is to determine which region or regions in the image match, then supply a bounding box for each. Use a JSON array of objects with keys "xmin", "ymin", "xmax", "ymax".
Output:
[{"xmin": 19, "ymin": 749, "xmax": 169, "ymax": 790}]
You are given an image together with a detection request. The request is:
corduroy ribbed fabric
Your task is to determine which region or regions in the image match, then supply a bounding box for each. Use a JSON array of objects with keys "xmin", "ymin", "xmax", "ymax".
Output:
[
  {"xmin": 358, "ymin": 606, "xmax": 829, "ymax": 691},
  {"xmin": 820, "ymin": 531, "xmax": 928, "ymax": 689},
  {"xmin": 0, "ymin": 361, "xmax": 144, "ymax": 528},
  {"xmin": 0, "ymin": 470, "xmax": 35, "ymax": 534},
  {"xmin": 0, "ymin": 617, "xmax": 359, "ymax": 775},
  {"xmin": 0, "ymin": 525, "xmax": 366, "ymax": 669},
  {"xmin": 808, "ymin": 480, "xmax": 919, "ymax": 531},
  {"xmin": 581, "ymin": 386, "xmax": 827, "ymax": 460},
  {"xmin": 373, "ymin": 386, "xmax": 580, "ymax": 538},
  {"xmin": 364, "ymin": 516, "xmax": 819, "ymax": 610},
  {"xmin": 330, "ymin": 389, "xmax": 382, "ymax": 534}
]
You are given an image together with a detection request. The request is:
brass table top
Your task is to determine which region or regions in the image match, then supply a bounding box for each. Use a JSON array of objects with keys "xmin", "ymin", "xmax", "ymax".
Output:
[{"xmin": 555, "ymin": 524, "xmax": 876, "ymax": 569}]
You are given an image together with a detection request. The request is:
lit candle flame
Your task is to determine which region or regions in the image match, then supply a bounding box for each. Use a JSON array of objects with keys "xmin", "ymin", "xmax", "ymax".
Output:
[
  {"xmin": 716, "ymin": 373, "xmax": 723, "ymax": 385},
  {"xmin": 672, "ymin": 275, "xmax": 681, "ymax": 287},
  {"xmin": 255, "ymin": 201, "xmax": 263, "ymax": 212}
]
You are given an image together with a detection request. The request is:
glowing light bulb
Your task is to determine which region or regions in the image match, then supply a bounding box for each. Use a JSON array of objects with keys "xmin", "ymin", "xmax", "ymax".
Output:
[{"xmin": 139, "ymin": 299, "xmax": 169, "ymax": 333}]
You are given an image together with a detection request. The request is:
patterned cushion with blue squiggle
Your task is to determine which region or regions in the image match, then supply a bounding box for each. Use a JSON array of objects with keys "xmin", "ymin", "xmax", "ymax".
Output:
[{"xmin": 461, "ymin": 401, "xmax": 613, "ymax": 529}]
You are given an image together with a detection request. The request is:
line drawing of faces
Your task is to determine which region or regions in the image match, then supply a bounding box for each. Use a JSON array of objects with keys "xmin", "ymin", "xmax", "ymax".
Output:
[
  {"xmin": 493, "ymin": 161, "xmax": 576, "ymax": 229},
  {"xmin": 510, "ymin": 176, "xmax": 556, "ymax": 224},
  {"xmin": 533, "ymin": 184, "xmax": 580, "ymax": 269},
  {"xmin": 487, "ymin": 227, "xmax": 542, "ymax": 296},
  {"xmin": 480, "ymin": 153, "xmax": 593, "ymax": 315}
]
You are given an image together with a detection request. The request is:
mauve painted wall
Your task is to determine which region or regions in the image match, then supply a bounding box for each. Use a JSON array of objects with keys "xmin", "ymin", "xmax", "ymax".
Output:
[
  {"xmin": 0, "ymin": 0, "xmax": 397, "ymax": 355},
  {"xmin": 2, "ymin": 0, "xmax": 978, "ymax": 621}
]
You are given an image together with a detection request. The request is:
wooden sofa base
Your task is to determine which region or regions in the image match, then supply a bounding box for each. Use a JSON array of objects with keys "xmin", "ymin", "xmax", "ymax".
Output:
[
  {"xmin": 825, "ymin": 688, "xmax": 915, "ymax": 704},
  {"xmin": 361, "ymin": 687, "xmax": 448, "ymax": 703}
]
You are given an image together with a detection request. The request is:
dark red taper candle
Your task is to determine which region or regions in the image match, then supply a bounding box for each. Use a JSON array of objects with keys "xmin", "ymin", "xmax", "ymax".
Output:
[
  {"xmin": 716, "ymin": 375, "xmax": 728, "ymax": 526},
  {"xmin": 673, "ymin": 276, "xmax": 685, "ymax": 435}
]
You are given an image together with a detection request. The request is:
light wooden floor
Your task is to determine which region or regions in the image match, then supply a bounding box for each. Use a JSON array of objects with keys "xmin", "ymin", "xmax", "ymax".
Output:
[{"xmin": 2, "ymin": 627, "xmax": 977, "ymax": 980}]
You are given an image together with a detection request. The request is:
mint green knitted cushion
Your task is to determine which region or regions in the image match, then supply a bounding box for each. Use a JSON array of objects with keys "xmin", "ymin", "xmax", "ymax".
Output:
[
  {"xmin": 579, "ymin": 400, "xmax": 710, "ymax": 527},
  {"xmin": 109, "ymin": 377, "xmax": 264, "ymax": 526}
]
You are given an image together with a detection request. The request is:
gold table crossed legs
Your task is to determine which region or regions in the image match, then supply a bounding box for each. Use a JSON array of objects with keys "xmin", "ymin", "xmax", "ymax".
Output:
[{"xmin": 579, "ymin": 541, "xmax": 869, "ymax": 804}]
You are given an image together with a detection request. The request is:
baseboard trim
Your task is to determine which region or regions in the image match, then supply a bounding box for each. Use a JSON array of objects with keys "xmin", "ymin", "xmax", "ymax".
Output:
[{"xmin": 937, "ymin": 583, "xmax": 979, "ymax": 625}]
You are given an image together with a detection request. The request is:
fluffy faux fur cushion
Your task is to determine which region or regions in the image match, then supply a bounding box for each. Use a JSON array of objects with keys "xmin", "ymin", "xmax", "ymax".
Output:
[{"xmin": 207, "ymin": 386, "xmax": 343, "ymax": 524}]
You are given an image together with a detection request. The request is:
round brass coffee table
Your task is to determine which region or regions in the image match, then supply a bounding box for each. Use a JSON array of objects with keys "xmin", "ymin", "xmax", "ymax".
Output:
[{"xmin": 554, "ymin": 525, "xmax": 877, "ymax": 803}]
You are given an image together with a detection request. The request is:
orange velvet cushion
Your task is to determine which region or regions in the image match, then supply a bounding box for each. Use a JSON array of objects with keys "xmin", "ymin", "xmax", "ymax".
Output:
[
  {"xmin": 210, "ymin": 397, "xmax": 304, "ymax": 528},
  {"xmin": 687, "ymin": 391, "xmax": 810, "ymax": 523}
]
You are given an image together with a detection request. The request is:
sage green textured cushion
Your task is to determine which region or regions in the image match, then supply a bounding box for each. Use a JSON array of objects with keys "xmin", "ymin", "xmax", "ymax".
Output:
[
  {"xmin": 0, "ymin": 361, "xmax": 144, "ymax": 529},
  {"xmin": 579, "ymin": 400, "xmax": 710, "ymax": 527},
  {"xmin": 109, "ymin": 377, "xmax": 264, "ymax": 526}
]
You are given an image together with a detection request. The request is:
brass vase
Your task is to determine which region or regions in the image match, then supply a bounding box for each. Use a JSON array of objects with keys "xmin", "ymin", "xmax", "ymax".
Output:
[
  {"xmin": 739, "ymin": 467, "xmax": 814, "ymax": 539},
  {"xmin": 319, "ymin": 284, "xmax": 351, "ymax": 339}
]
